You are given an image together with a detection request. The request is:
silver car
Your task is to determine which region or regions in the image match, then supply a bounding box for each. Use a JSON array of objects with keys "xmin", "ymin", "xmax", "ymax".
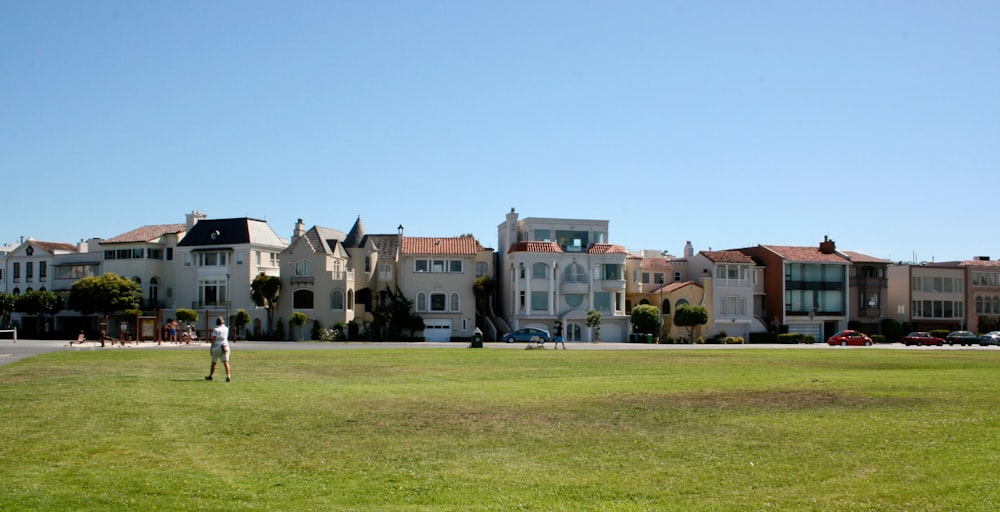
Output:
[{"xmin": 979, "ymin": 331, "xmax": 1000, "ymax": 346}]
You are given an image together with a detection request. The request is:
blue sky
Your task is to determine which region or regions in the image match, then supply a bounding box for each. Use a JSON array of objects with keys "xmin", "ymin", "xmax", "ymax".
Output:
[{"xmin": 3, "ymin": 1, "xmax": 997, "ymax": 263}]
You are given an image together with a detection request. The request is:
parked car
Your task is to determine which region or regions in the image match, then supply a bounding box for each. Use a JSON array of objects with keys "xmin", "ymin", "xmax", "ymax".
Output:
[
  {"xmin": 502, "ymin": 328, "xmax": 551, "ymax": 343},
  {"xmin": 826, "ymin": 330, "xmax": 872, "ymax": 346},
  {"xmin": 946, "ymin": 331, "xmax": 979, "ymax": 346},
  {"xmin": 978, "ymin": 331, "xmax": 1000, "ymax": 346},
  {"xmin": 902, "ymin": 332, "xmax": 945, "ymax": 346}
]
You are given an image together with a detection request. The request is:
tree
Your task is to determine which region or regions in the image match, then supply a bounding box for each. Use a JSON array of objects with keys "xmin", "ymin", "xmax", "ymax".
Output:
[
  {"xmin": 250, "ymin": 273, "xmax": 281, "ymax": 336},
  {"xmin": 473, "ymin": 276, "xmax": 496, "ymax": 313},
  {"xmin": 290, "ymin": 312, "xmax": 308, "ymax": 341},
  {"xmin": 15, "ymin": 290, "xmax": 63, "ymax": 337},
  {"xmin": 630, "ymin": 304, "xmax": 661, "ymax": 337},
  {"xmin": 674, "ymin": 304, "xmax": 708, "ymax": 343},
  {"xmin": 586, "ymin": 309, "xmax": 602, "ymax": 342},
  {"xmin": 0, "ymin": 292, "xmax": 16, "ymax": 329},
  {"xmin": 384, "ymin": 286, "xmax": 424, "ymax": 339},
  {"xmin": 68, "ymin": 273, "xmax": 142, "ymax": 346},
  {"xmin": 233, "ymin": 309, "xmax": 251, "ymax": 341}
]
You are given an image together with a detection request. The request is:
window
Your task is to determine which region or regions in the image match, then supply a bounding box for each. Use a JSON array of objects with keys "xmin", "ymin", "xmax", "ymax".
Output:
[
  {"xmin": 365, "ymin": 256, "xmax": 372, "ymax": 272},
  {"xmin": 198, "ymin": 251, "xmax": 228, "ymax": 266},
  {"xmin": 720, "ymin": 296, "xmax": 747, "ymax": 316},
  {"xmin": 148, "ymin": 248, "xmax": 163, "ymax": 260},
  {"xmin": 12, "ymin": 262, "xmax": 19, "ymax": 280},
  {"xmin": 450, "ymin": 292, "xmax": 460, "ymax": 312},
  {"xmin": 531, "ymin": 291, "xmax": 548, "ymax": 311},
  {"xmin": 54, "ymin": 264, "xmax": 99, "ymax": 279},
  {"xmin": 565, "ymin": 294, "xmax": 584, "ymax": 308},
  {"xmin": 476, "ymin": 261, "xmax": 489, "ymax": 277},
  {"xmin": 593, "ymin": 292, "xmax": 612, "ymax": 312},
  {"xmin": 416, "ymin": 292, "xmax": 427, "ymax": 312},
  {"xmin": 430, "ymin": 293, "xmax": 447, "ymax": 312},
  {"xmin": 332, "ymin": 290, "xmax": 345, "ymax": 310},
  {"xmin": 414, "ymin": 259, "xmax": 464, "ymax": 273},
  {"xmin": 293, "ymin": 289, "xmax": 314, "ymax": 309},
  {"xmin": 166, "ymin": 248, "xmax": 173, "ymax": 261},
  {"xmin": 654, "ymin": 272, "xmax": 665, "ymax": 284},
  {"xmin": 564, "ymin": 263, "xmax": 586, "ymax": 283},
  {"xmin": 674, "ymin": 272, "xmax": 682, "ymax": 282},
  {"xmin": 198, "ymin": 279, "xmax": 227, "ymax": 307},
  {"xmin": 532, "ymin": 262, "xmax": 548, "ymax": 279},
  {"xmin": 184, "ymin": 253, "xmax": 192, "ymax": 266},
  {"xmin": 25, "ymin": 262, "xmax": 33, "ymax": 280},
  {"xmin": 294, "ymin": 259, "xmax": 312, "ymax": 277},
  {"xmin": 347, "ymin": 290, "xmax": 354, "ymax": 310}
]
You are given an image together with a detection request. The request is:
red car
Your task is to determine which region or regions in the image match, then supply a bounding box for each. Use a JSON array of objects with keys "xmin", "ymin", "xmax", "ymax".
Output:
[
  {"xmin": 902, "ymin": 332, "xmax": 944, "ymax": 346},
  {"xmin": 827, "ymin": 330, "xmax": 873, "ymax": 346}
]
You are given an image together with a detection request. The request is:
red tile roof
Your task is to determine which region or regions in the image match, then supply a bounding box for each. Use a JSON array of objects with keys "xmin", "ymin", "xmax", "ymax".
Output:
[
  {"xmin": 588, "ymin": 243, "xmax": 628, "ymax": 255},
  {"xmin": 701, "ymin": 250, "xmax": 755, "ymax": 264},
  {"xmin": 32, "ymin": 241, "xmax": 79, "ymax": 253},
  {"xmin": 640, "ymin": 258, "xmax": 672, "ymax": 270},
  {"xmin": 402, "ymin": 236, "xmax": 478, "ymax": 255},
  {"xmin": 103, "ymin": 224, "xmax": 186, "ymax": 244},
  {"xmin": 507, "ymin": 241, "xmax": 563, "ymax": 254},
  {"xmin": 760, "ymin": 245, "xmax": 847, "ymax": 263},
  {"xmin": 651, "ymin": 281, "xmax": 702, "ymax": 294},
  {"xmin": 959, "ymin": 258, "xmax": 1000, "ymax": 268}
]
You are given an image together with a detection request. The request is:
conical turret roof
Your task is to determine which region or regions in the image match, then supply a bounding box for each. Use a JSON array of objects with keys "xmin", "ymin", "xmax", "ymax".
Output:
[{"xmin": 344, "ymin": 216, "xmax": 367, "ymax": 248}]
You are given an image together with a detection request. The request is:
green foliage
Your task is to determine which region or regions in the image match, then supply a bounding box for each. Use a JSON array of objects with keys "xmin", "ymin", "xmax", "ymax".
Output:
[
  {"xmin": 749, "ymin": 331, "xmax": 777, "ymax": 343},
  {"xmin": 871, "ymin": 334, "xmax": 886, "ymax": 344},
  {"xmin": 290, "ymin": 312, "xmax": 308, "ymax": 341},
  {"xmin": 630, "ymin": 304, "xmax": 661, "ymax": 335},
  {"xmin": 0, "ymin": 291, "xmax": 15, "ymax": 328},
  {"xmin": 980, "ymin": 316, "xmax": 1000, "ymax": 333},
  {"xmin": 250, "ymin": 273, "xmax": 281, "ymax": 334},
  {"xmin": 673, "ymin": 304, "xmax": 708, "ymax": 342},
  {"xmin": 585, "ymin": 309, "xmax": 602, "ymax": 342},
  {"xmin": 14, "ymin": 289, "xmax": 62, "ymax": 336},
  {"xmin": 233, "ymin": 309, "xmax": 251, "ymax": 340},
  {"xmin": 384, "ymin": 286, "xmax": 424, "ymax": 339},
  {"xmin": 881, "ymin": 318, "xmax": 902, "ymax": 341},
  {"xmin": 930, "ymin": 329, "xmax": 949, "ymax": 339},
  {"xmin": 473, "ymin": 276, "xmax": 496, "ymax": 306},
  {"xmin": 274, "ymin": 317, "xmax": 285, "ymax": 341},
  {"xmin": 68, "ymin": 273, "xmax": 142, "ymax": 318},
  {"xmin": 310, "ymin": 320, "xmax": 323, "ymax": 341},
  {"xmin": 174, "ymin": 308, "xmax": 199, "ymax": 324},
  {"xmin": 777, "ymin": 333, "xmax": 815, "ymax": 344}
]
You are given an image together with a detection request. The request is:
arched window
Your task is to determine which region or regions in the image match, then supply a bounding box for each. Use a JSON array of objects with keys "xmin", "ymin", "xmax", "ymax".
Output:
[
  {"xmin": 293, "ymin": 289, "xmax": 314, "ymax": 309},
  {"xmin": 149, "ymin": 277, "xmax": 159, "ymax": 307},
  {"xmin": 532, "ymin": 262, "xmax": 548, "ymax": 279},
  {"xmin": 450, "ymin": 292, "xmax": 460, "ymax": 312},
  {"xmin": 675, "ymin": 299, "xmax": 690, "ymax": 310},
  {"xmin": 977, "ymin": 296, "xmax": 985, "ymax": 314},
  {"xmin": 331, "ymin": 290, "xmax": 345, "ymax": 310},
  {"xmin": 662, "ymin": 299, "xmax": 670, "ymax": 315},
  {"xmin": 12, "ymin": 287, "xmax": 20, "ymax": 296},
  {"xmin": 565, "ymin": 263, "xmax": 586, "ymax": 283},
  {"xmin": 347, "ymin": 290, "xmax": 354, "ymax": 310},
  {"xmin": 416, "ymin": 292, "xmax": 427, "ymax": 312}
]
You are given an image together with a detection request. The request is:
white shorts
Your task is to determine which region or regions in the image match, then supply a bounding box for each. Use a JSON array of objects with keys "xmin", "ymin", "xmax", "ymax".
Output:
[{"xmin": 211, "ymin": 343, "xmax": 230, "ymax": 363}]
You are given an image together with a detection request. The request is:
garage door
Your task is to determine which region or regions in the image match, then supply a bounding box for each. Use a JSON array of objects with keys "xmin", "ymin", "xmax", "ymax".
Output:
[{"xmin": 423, "ymin": 320, "xmax": 452, "ymax": 342}]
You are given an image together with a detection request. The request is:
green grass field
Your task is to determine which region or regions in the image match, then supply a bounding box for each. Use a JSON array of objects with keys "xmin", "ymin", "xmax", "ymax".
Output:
[{"xmin": 2, "ymin": 347, "xmax": 999, "ymax": 511}]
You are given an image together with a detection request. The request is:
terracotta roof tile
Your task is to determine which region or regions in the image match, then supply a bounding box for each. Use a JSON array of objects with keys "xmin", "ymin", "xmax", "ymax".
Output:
[
  {"xmin": 639, "ymin": 258, "xmax": 672, "ymax": 270},
  {"xmin": 32, "ymin": 241, "xmax": 79, "ymax": 253},
  {"xmin": 103, "ymin": 224, "xmax": 186, "ymax": 244},
  {"xmin": 651, "ymin": 280, "xmax": 701, "ymax": 293},
  {"xmin": 588, "ymin": 243, "xmax": 628, "ymax": 255},
  {"xmin": 841, "ymin": 251, "xmax": 892, "ymax": 264},
  {"xmin": 761, "ymin": 245, "xmax": 847, "ymax": 263},
  {"xmin": 507, "ymin": 241, "xmax": 563, "ymax": 254},
  {"xmin": 701, "ymin": 250, "xmax": 755, "ymax": 264},
  {"xmin": 402, "ymin": 237, "xmax": 478, "ymax": 255},
  {"xmin": 959, "ymin": 259, "xmax": 1000, "ymax": 268}
]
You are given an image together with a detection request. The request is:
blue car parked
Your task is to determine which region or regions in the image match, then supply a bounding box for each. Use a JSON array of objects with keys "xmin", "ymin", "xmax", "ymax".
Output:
[{"xmin": 503, "ymin": 328, "xmax": 551, "ymax": 343}]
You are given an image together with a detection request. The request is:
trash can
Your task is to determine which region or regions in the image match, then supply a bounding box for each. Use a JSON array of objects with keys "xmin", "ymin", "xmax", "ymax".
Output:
[
  {"xmin": 645, "ymin": 334, "xmax": 654, "ymax": 344},
  {"xmin": 470, "ymin": 333, "xmax": 483, "ymax": 348}
]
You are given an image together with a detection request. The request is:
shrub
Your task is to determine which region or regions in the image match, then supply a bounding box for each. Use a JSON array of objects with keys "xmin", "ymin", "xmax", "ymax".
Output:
[
  {"xmin": 930, "ymin": 329, "xmax": 949, "ymax": 339},
  {"xmin": 749, "ymin": 331, "xmax": 777, "ymax": 344},
  {"xmin": 777, "ymin": 333, "xmax": 814, "ymax": 344},
  {"xmin": 881, "ymin": 318, "xmax": 902, "ymax": 342},
  {"xmin": 871, "ymin": 334, "xmax": 886, "ymax": 344}
]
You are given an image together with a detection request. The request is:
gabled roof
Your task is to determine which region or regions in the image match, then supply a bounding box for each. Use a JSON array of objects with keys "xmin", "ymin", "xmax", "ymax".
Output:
[
  {"xmin": 103, "ymin": 224, "xmax": 186, "ymax": 244},
  {"xmin": 24, "ymin": 240, "xmax": 78, "ymax": 254},
  {"xmin": 651, "ymin": 280, "xmax": 702, "ymax": 294},
  {"xmin": 701, "ymin": 250, "xmax": 755, "ymax": 264},
  {"xmin": 958, "ymin": 258, "xmax": 1000, "ymax": 268},
  {"xmin": 402, "ymin": 237, "xmax": 478, "ymax": 256},
  {"xmin": 588, "ymin": 243, "xmax": 628, "ymax": 255},
  {"xmin": 639, "ymin": 258, "xmax": 672, "ymax": 270},
  {"xmin": 508, "ymin": 241, "xmax": 563, "ymax": 254},
  {"xmin": 758, "ymin": 245, "xmax": 847, "ymax": 263},
  {"xmin": 177, "ymin": 217, "xmax": 284, "ymax": 248}
]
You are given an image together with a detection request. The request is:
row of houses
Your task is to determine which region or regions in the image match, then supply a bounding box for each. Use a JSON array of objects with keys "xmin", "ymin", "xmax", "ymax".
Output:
[{"xmin": 2, "ymin": 208, "xmax": 999, "ymax": 342}]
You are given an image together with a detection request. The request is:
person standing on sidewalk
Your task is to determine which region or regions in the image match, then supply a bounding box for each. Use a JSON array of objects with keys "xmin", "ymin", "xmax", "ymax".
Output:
[{"xmin": 206, "ymin": 317, "xmax": 231, "ymax": 382}]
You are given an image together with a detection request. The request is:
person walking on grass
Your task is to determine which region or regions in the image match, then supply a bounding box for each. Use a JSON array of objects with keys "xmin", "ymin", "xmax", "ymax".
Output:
[{"xmin": 206, "ymin": 316, "xmax": 231, "ymax": 382}]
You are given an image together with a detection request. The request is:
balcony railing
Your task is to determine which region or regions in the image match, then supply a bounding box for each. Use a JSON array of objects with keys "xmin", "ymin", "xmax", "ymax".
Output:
[{"xmin": 190, "ymin": 301, "xmax": 232, "ymax": 309}]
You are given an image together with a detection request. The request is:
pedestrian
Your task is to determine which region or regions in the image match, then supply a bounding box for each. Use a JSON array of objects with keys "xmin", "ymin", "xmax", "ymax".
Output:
[
  {"xmin": 205, "ymin": 316, "xmax": 231, "ymax": 382},
  {"xmin": 166, "ymin": 318, "xmax": 178, "ymax": 343},
  {"xmin": 554, "ymin": 320, "xmax": 566, "ymax": 349}
]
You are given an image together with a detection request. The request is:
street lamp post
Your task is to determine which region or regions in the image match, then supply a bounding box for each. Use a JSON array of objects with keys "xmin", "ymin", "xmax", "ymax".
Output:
[{"xmin": 226, "ymin": 272, "xmax": 231, "ymax": 331}]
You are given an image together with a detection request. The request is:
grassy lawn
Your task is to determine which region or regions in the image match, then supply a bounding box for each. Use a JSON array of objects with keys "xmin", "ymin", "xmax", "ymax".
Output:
[{"xmin": 2, "ymin": 347, "xmax": 1000, "ymax": 511}]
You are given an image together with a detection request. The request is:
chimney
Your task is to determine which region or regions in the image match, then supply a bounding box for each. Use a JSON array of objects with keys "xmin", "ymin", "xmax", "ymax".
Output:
[
  {"xmin": 293, "ymin": 218, "xmax": 305, "ymax": 239},
  {"xmin": 186, "ymin": 210, "xmax": 207, "ymax": 230},
  {"xmin": 684, "ymin": 241, "xmax": 694, "ymax": 258},
  {"xmin": 976, "ymin": 256, "xmax": 991, "ymax": 261},
  {"xmin": 819, "ymin": 236, "xmax": 836, "ymax": 254}
]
